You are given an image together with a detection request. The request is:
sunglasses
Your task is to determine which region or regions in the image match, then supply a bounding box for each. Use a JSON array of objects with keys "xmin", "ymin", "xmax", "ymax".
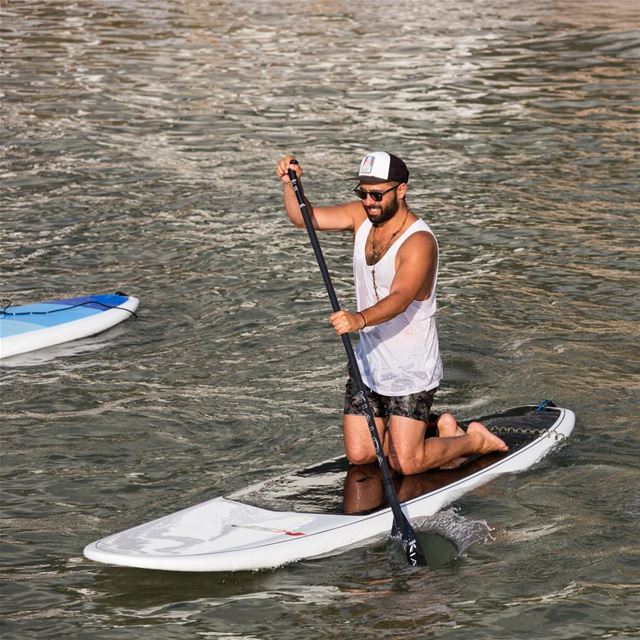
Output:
[{"xmin": 353, "ymin": 184, "xmax": 400, "ymax": 202}]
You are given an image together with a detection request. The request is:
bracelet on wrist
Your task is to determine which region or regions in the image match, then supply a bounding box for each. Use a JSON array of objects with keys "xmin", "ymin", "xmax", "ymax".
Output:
[{"xmin": 358, "ymin": 311, "xmax": 367, "ymax": 329}]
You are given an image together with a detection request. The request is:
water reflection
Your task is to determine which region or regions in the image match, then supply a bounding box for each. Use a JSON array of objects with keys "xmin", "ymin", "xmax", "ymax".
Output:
[{"xmin": 342, "ymin": 454, "xmax": 508, "ymax": 516}]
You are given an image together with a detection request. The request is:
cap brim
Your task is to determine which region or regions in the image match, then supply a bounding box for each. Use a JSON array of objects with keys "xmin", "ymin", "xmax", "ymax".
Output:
[
  {"xmin": 358, "ymin": 176, "xmax": 391, "ymax": 184},
  {"xmin": 346, "ymin": 175, "xmax": 396, "ymax": 184}
]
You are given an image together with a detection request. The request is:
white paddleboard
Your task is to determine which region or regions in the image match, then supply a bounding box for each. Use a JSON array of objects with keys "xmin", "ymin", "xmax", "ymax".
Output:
[
  {"xmin": 0, "ymin": 293, "xmax": 139, "ymax": 359},
  {"xmin": 84, "ymin": 403, "xmax": 574, "ymax": 572}
]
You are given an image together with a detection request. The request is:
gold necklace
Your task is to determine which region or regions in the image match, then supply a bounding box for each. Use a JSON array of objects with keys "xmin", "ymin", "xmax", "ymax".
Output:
[{"xmin": 370, "ymin": 209, "xmax": 410, "ymax": 300}]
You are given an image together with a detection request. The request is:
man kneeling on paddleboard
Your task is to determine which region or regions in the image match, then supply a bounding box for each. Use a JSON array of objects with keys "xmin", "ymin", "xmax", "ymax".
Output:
[{"xmin": 276, "ymin": 152, "xmax": 507, "ymax": 475}]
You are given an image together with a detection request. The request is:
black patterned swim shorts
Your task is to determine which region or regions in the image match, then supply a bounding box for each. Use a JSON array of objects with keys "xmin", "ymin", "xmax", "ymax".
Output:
[{"xmin": 343, "ymin": 369, "xmax": 438, "ymax": 426}]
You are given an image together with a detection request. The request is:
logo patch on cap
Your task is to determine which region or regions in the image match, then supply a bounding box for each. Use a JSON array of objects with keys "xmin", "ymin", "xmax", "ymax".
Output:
[{"xmin": 361, "ymin": 155, "xmax": 376, "ymax": 175}]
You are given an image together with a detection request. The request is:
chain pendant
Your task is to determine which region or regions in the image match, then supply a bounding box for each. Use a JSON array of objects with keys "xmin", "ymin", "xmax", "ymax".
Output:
[{"xmin": 368, "ymin": 210, "xmax": 410, "ymax": 303}]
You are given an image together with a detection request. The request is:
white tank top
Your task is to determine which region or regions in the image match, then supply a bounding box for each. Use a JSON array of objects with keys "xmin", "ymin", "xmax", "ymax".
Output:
[{"xmin": 353, "ymin": 217, "xmax": 443, "ymax": 396}]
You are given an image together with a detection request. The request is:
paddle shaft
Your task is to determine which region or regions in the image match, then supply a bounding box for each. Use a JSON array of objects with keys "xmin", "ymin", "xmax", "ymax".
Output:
[{"xmin": 287, "ymin": 168, "xmax": 426, "ymax": 567}]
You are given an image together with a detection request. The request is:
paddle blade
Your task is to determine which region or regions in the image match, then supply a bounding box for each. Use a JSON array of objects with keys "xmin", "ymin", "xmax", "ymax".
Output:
[{"xmin": 395, "ymin": 513, "xmax": 428, "ymax": 566}]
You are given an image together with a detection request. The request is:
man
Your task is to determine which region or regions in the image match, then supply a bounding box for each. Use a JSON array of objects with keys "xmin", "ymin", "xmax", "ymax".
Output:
[{"xmin": 276, "ymin": 151, "xmax": 507, "ymax": 475}]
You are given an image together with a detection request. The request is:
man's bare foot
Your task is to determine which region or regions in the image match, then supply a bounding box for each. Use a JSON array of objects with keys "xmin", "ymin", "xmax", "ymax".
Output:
[
  {"xmin": 437, "ymin": 413, "xmax": 466, "ymax": 438},
  {"xmin": 436, "ymin": 414, "xmax": 469, "ymax": 468},
  {"xmin": 467, "ymin": 421, "xmax": 509, "ymax": 454}
]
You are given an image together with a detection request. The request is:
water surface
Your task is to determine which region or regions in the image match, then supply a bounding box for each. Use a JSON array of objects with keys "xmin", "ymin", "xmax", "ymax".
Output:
[{"xmin": 1, "ymin": 1, "xmax": 639, "ymax": 638}]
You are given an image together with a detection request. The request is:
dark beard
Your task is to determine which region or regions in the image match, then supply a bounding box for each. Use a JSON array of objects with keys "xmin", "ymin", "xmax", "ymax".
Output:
[{"xmin": 365, "ymin": 193, "xmax": 400, "ymax": 227}]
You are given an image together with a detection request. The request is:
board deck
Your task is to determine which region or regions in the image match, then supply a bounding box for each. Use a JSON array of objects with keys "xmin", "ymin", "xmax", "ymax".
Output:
[
  {"xmin": 0, "ymin": 293, "xmax": 139, "ymax": 359},
  {"xmin": 84, "ymin": 404, "xmax": 575, "ymax": 572}
]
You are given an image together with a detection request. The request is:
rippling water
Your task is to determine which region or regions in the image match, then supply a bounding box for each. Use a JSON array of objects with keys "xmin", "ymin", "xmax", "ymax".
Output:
[{"xmin": 1, "ymin": 1, "xmax": 639, "ymax": 638}]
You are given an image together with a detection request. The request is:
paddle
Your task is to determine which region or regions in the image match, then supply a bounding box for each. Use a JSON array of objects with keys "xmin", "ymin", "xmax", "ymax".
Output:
[{"xmin": 287, "ymin": 166, "xmax": 427, "ymax": 567}]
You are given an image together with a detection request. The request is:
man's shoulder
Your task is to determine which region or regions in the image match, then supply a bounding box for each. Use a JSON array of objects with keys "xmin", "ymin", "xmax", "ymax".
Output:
[
  {"xmin": 398, "ymin": 225, "xmax": 437, "ymax": 258},
  {"xmin": 405, "ymin": 219, "xmax": 437, "ymax": 243}
]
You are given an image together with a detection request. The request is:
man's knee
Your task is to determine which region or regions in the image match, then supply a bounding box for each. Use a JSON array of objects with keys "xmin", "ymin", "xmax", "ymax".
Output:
[
  {"xmin": 344, "ymin": 432, "xmax": 377, "ymax": 466},
  {"xmin": 388, "ymin": 451, "xmax": 422, "ymax": 476},
  {"xmin": 346, "ymin": 444, "xmax": 377, "ymax": 466}
]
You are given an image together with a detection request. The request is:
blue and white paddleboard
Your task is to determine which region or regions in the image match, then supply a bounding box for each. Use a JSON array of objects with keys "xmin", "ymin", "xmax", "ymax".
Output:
[
  {"xmin": 84, "ymin": 404, "xmax": 575, "ymax": 572},
  {"xmin": 0, "ymin": 293, "xmax": 139, "ymax": 359}
]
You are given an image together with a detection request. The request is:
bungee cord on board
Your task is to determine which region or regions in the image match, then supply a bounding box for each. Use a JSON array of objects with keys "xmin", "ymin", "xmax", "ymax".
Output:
[{"xmin": 0, "ymin": 292, "xmax": 139, "ymax": 319}]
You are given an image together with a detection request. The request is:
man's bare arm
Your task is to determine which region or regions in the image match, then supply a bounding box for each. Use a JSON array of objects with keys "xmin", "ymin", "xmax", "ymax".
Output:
[{"xmin": 276, "ymin": 155, "xmax": 363, "ymax": 232}]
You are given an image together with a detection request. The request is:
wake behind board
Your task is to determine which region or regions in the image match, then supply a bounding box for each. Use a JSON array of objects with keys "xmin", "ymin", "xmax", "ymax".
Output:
[
  {"xmin": 0, "ymin": 293, "xmax": 139, "ymax": 359},
  {"xmin": 84, "ymin": 403, "xmax": 574, "ymax": 572}
]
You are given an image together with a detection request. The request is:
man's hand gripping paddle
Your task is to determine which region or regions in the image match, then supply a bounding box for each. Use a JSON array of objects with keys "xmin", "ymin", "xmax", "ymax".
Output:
[{"xmin": 287, "ymin": 163, "xmax": 427, "ymax": 567}]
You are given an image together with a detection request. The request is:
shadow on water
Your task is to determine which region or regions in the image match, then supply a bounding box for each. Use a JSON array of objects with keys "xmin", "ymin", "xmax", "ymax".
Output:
[
  {"xmin": 85, "ymin": 525, "xmax": 465, "ymax": 612},
  {"xmin": 88, "ymin": 564, "xmax": 285, "ymax": 607}
]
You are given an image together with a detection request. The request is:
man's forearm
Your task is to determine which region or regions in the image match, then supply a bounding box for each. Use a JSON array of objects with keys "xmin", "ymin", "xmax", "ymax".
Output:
[
  {"xmin": 283, "ymin": 182, "xmax": 314, "ymax": 228},
  {"xmin": 360, "ymin": 290, "xmax": 413, "ymax": 327}
]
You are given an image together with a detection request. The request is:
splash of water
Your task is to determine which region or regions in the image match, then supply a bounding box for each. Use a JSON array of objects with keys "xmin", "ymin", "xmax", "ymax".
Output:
[{"xmin": 414, "ymin": 507, "xmax": 493, "ymax": 556}]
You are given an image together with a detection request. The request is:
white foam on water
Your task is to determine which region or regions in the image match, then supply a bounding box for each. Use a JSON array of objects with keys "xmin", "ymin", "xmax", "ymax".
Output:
[{"xmin": 414, "ymin": 507, "xmax": 493, "ymax": 555}]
